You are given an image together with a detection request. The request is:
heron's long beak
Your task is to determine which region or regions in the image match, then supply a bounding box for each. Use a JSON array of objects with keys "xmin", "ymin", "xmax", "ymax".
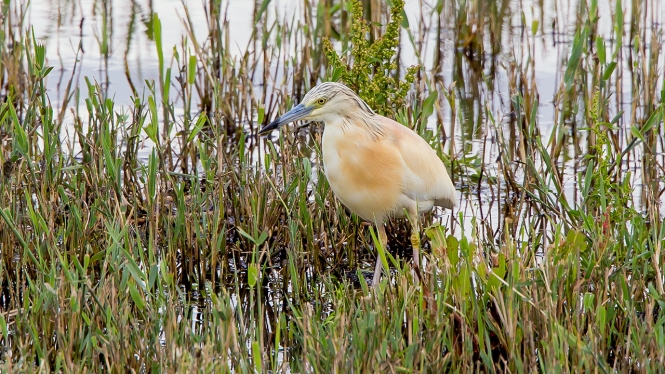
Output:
[{"xmin": 258, "ymin": 103, "xmax": 312, "ymax": 135}]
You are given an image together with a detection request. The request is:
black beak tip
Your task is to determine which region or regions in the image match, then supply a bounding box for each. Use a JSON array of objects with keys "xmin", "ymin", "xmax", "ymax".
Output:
[{"xmin": 258, "ymin": 120, "xmax": 280, "ymax": 136}]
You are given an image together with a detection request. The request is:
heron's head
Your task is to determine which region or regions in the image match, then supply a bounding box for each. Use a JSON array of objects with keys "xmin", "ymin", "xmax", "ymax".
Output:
[{"xmin": 258, "ymin": 82, "xmax": 375, "ymax": 135}]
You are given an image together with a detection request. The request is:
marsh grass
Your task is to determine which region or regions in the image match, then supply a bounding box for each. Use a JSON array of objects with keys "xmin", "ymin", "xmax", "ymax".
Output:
[{"xmin": 0, "ymin": 0, "xmax": 664, "ymax": 372}]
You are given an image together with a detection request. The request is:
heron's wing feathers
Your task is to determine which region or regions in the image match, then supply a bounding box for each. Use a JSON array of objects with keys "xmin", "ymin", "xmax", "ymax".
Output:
[{"xmin": 378, "ymin": 116, "xmax": 458, "ymax": 210}]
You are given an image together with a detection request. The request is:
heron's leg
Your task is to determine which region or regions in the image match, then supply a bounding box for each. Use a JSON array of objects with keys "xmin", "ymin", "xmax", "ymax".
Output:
[{"xmin": 372, "ymin": 224, "xmax": 388, "ymax": 287}]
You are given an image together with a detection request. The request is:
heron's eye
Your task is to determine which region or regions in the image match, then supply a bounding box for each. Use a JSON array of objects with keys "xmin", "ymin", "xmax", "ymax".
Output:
[{"xmin": 317, "ymin": 98, "xmax": 327, "ymax": 105}]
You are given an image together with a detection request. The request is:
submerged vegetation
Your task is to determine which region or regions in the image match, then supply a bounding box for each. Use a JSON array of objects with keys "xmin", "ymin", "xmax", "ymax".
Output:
[{"xmin": 0, "ymin": 0, "xmax": 664, "ymax": 372}]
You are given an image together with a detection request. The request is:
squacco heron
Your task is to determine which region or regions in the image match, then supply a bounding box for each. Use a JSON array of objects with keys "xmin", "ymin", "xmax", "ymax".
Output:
[{"xmin": 259, "ymin": 82, "xmax": 458, "ymax": 287}]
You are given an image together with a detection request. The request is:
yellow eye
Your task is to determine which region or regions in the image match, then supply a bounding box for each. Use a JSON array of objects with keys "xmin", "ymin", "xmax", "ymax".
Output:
[{"xmin": 317, "ymin": 98, "xmax": 327, "ymax": 105}]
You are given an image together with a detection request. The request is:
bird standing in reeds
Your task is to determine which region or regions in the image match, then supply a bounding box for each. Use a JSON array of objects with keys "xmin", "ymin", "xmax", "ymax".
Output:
[{"xmin": 259, "ymin": 82, "xmax": 458, "ymax": 287}]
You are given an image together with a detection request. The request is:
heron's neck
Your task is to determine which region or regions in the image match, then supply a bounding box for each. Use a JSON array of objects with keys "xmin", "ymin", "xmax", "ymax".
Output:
[{"xmin": 317, "ymin": 112, "xmax": 384, "ymax": 139}]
